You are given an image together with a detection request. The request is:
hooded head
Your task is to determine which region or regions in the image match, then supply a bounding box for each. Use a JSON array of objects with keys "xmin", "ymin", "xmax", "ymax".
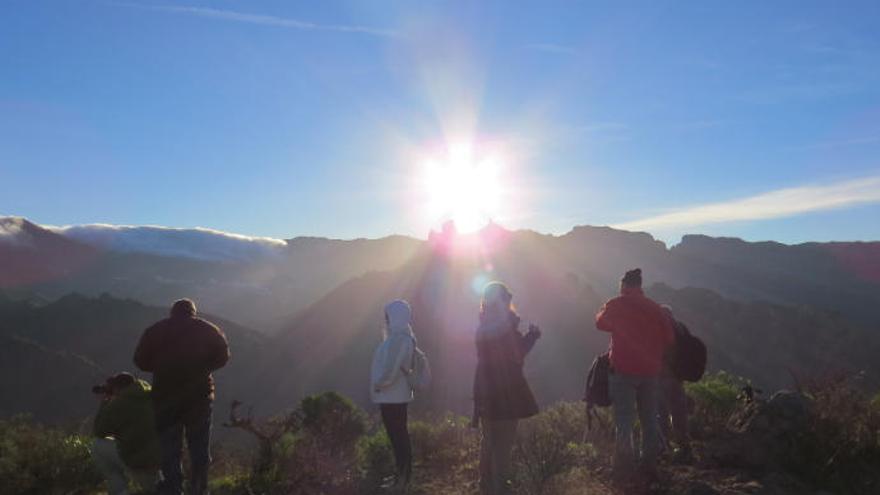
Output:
[
  {"xmin": 170, "ymin": 298, "xmax": 197, "ymax": 318},
  {"xmin": 384, "ymin": 299, "xmax": 413, "ymax": 337}
]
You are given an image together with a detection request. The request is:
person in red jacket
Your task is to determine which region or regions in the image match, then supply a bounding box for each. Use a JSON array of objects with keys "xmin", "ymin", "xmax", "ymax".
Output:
[{"xmin": 596, "ymin": 268, "xmax": 674, "ymax": 480}]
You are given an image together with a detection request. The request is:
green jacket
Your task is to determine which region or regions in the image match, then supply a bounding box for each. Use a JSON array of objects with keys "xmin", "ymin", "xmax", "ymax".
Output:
[{"xmin": 93, "ymin": 379, "xmax": 161, "ymax": 468}]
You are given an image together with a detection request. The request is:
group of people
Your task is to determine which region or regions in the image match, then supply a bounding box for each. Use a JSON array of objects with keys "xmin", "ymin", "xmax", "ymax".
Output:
[
  {"xmin": 370, "ymin": 268, "xmax": 692, "ymax": 494},
  {"xmin": 91, "ymin": 298, "xmax": 230, "ymax": 495},
  {"xmin": 91, "ymin": 268, "xmax": 691, "ymax": 495}
]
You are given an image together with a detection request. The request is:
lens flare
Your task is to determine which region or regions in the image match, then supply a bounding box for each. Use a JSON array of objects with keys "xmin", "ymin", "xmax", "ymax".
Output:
[{"xmin": 419, "ymin": 141, "xmax": 506, "ymax": 233}]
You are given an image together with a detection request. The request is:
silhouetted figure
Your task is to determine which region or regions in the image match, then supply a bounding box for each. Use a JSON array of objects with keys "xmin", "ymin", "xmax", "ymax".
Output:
[
  {"xmin": 92, "ymin": 372, "xmax": 161, "ymax": 495},
  {"xmin": 370, "ymin": 300, "xmax": 417, "ymax": 490},
  {"xmin": 658, "ymin": 305, "xmax": 693, "ymax": 463},
  {"xmin": 596, "ymin": 269, "xmax": 674, "ymax": 482},
  {"xmin": 473, "ymin": 282, "xmax": 541, "ymax": 495},
  {"xmin": 134, "ymin": 299, "xmax": 229, "ymax": 495}
]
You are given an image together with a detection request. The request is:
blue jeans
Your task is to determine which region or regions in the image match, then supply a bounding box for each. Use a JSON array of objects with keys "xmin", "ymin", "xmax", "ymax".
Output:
[
  {"xmin": 158, "ymin": 401, "xmax": 212, "ymax": 495},
  {"xmin": 609, "ymin": 372, "xmax": 660, "ymax": 469}
]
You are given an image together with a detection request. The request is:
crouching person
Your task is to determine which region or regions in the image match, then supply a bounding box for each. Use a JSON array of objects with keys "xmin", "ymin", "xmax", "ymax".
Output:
[{"xmin": 92, "ymin": 372, "xmax": 161, "ymax": 495}]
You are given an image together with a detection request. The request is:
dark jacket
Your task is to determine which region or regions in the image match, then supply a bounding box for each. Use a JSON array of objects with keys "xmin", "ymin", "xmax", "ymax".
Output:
[
  {"xmin": 93, "ymin": 379, "xmax": 162, "ymax": 468},
  {"xmin": 473, "ymin": 315, "xmax": 540, "ymax": 421},
  {"xmin": 596, "ymin": 287, "xmax": 674, "ymax": 376},
  {"xmin": 134, "ymin": 315, "xmax": 229, "ymax": 415}
]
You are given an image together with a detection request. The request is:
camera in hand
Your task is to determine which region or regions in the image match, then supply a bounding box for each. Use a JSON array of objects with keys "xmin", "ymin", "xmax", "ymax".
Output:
[{"xmin": 92, "ymin": 372, "xmax": 136, "ymax": 395}]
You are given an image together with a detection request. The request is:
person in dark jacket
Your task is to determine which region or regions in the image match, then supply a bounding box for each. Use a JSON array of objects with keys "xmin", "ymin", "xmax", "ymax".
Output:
[
  {"xmin": 473, "ymin": 282, "xmax": 541, "ymax": 495},
  {"xmin": 596, "ymin": 269, "xmax": 674, "ymax": 480},
  {"xmin": 658, "ymin": 305, "xmax": 693, "ymax": 463},
  {"xmin": 92, "ymin": 372, "xmax": 161, "ymax": 495},
  {"xmin": 134, "ymin": 299, "xmax": 229, "ymax": 495}
]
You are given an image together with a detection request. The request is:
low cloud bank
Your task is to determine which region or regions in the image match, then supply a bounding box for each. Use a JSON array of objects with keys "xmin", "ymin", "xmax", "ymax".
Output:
[{"xmin": 51, "ymin": 224, "xmax": 287, "ymax": 262}]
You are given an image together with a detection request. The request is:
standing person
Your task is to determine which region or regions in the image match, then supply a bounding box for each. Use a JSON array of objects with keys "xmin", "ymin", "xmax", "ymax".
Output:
[
  {"xmin": 658, "ymin": 305, "xmax": 692, "ymax": 463},
  {"xmin": 91, "ymin": 372, "xmax": 161, "ymax": 495},
  {"xmin": 134, "ymin": 299, "xmax": 230, "ymax": 495},
  {"xmin": 370, "ymin": 299, "xmax": 417, "ymax": 490},
  {"xmin": 596, "ymin": 269, "xmax": 674, "ymax": 481},
  {"xmin": 473, "ymin": 282, "xmax": 541, "ymax": 495}
]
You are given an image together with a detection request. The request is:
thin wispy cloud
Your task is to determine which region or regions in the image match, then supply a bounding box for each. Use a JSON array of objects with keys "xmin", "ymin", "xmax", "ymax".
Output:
[
  {"xmin": 787, "ymin": 135, "xmax": 880, "ymax": 151},
  {"xmin": 118, "ymin": 3, "xmax": 397, "ymax": 38},
  {"xmin": 614, "ymin": 175, "xmax": 880, "ymax": 232},
  {"xmin": 526, "ymin": 43, "xmax": 577, "ymax": 55}
]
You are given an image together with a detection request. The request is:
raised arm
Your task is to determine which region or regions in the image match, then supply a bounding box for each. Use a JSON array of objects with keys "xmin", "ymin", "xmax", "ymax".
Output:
[{"xmin": 595, "ymin": 300, "xmax": 616, "ymax": 333}]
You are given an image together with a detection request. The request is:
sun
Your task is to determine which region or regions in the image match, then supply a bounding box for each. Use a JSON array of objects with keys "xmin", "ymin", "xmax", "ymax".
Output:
[{"xmin": 419, "ymin": 141, "xmax": 505, "ymax": 233}]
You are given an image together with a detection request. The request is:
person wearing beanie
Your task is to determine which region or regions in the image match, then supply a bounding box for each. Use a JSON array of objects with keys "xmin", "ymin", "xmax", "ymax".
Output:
[
  {"xmin": 134, "ymin": 299, "xmax": 229, "ymax": 495},
  {"xmin": 473, "ymin": 282, "xmax": 541, "ymax": 495},
  {"xmin": 595, "ymin": 269, "xmax": 674, "ymax": 481},
  {"xmin": 370, "ymin": 299, "xmax": 417, "ymax": 490}
]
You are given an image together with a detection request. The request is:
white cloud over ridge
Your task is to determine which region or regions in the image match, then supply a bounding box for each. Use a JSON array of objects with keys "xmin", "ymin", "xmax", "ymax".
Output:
[
  {"xmin": 50, "ymin": 224, "xmax": 287, "ymax": 262},
  {"xmin": 614, "ymin": 175, "xmax": 880, "ymax": 232},
  {"xmin": 0, "ymin": 217, "xmax": 32, "ymax": 246}
]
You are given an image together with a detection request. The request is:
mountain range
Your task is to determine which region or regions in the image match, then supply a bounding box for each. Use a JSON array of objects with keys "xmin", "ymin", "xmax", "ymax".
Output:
[{"xmin": 1, "ymin": 216, "xmax": 878, "ymax": 423}]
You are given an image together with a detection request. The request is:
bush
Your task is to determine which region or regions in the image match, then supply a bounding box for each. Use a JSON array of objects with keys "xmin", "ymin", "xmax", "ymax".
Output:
[
  {"xmin": 512, "ymin": 402, "xmax": 598, "ymax": 494},
  {"xmin": 790, "ymin": 374, "xmax": 880, "ymax": 494},
  {"xmin": 0, "ymin": 416, "xmax": 102, "ymax": 495},
  {"xmin": 224, "ymin": 391, "xmax": 370, "ymax": 495},
  {"xmin": 685, "ymin": 371, "xmax": 748, "ymax": 435}
]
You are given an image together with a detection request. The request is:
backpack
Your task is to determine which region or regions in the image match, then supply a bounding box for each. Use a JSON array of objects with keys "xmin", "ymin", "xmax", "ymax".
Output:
[
  {"xmin": 402, "ymin": 337, "xmax": 432, "ymax": 392},
  {"xmin": 671, "ymin": 322, "xmax": 707, "ymax": 382},
  {"xmin": 584, "ymin": 352, "xmax": 611, "ymax": 430}
]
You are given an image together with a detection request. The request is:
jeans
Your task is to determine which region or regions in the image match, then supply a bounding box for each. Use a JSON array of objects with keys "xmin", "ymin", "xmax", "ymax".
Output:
[
  {"xmin": 479, "ymin": 419, "xmax": 518, "ymax": 495},
  {"xmin": 92, "ymin": 438, "xmax": 158, "ymax": 495},
  {"xmin": 658, "ymin": 375, "xmax": 690, "ymax": 449},
  {"xmin": 609, "ymin": 372, "xmax": 660, "ymax": 469},
  {"xmin": 380, "ymin": 403, "xmax": 412, "ymax": 482},
  {"xmin": 157, "ymin": 401, "xmax": 213, "ymax": 495}
]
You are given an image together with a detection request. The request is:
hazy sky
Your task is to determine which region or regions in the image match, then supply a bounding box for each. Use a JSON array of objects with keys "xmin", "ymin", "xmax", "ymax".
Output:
[{"xmin": 2, "ymin": 1, "xmax": 879, "ymax": 244}]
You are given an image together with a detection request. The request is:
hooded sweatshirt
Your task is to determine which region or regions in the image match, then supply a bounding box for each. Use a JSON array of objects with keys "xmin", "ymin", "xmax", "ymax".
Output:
[
  {"xmin": 93, "ymin": 379, "xmax": 162, "ymax": 469},
  {"xmin": 370, "ymin": 300, "xmax": 416, "ymax": 404}
]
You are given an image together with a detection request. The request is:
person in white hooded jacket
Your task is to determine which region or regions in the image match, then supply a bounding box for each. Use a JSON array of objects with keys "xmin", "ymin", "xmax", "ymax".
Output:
[{"xmin": 370, "ymin": 299, "xmax": 416, "ymax": 489}]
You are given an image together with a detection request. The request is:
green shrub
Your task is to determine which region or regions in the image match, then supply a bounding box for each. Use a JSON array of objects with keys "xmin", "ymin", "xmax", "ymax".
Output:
[
  {"xmin": 685, "ymin": 371, "xmax": 747, "ymax": 435},
  {"xmin": 228, "ymin": 391, "xmax": 369, "ymax": 494},
  {"xmin": 0, "ymin": 416, "xmax": 102, "ymax": 495},
  {"xmin": 512, "ymin": 402, "xmax": 598, "ymax": 494},
  {"xmin": 410, "ymin": 414, "xmax": 479, "ymax": 468},
  {"xmin": 357, "ymin": 429, "xmax": 394, "ymax": 482},
  {"xmin": 790, "ymin": 376, "xmax": 880, "ymax": 494}
]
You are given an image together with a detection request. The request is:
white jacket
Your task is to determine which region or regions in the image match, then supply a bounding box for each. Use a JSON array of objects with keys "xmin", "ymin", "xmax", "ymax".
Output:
[{"xmin": 370, "ymin": 300, "xmax": 416, "ymax": 404}]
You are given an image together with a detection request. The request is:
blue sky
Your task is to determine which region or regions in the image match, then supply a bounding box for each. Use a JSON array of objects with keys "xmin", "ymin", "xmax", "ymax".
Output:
[{"xmin": 1, "ymin": 1, "xmax": 879, "ymax": 244}]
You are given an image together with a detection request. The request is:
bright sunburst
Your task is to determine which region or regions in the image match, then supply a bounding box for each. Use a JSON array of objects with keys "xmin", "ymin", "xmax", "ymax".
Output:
[{"xmin": 419, "ymin": 141, "xmax": 506, "ymax": 233}]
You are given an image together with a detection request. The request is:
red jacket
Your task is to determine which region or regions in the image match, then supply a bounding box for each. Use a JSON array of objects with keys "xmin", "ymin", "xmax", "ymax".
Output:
[{"xmin": 595, "ymin": 287, "xmax": 674, "ymax": 376}]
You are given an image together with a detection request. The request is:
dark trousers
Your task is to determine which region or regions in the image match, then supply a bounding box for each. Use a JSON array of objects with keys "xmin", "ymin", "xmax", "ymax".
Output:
[
  {"xmin": 380, "ymin": 403, "xmax": 412, "ymax": 482},
  {"xmin": 658, "ymin": 376, "xmax": 690, "ymax": 449},
  {"xmin": 157, "ymin": 401, "xmax": 213, "ymax": 495}
]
